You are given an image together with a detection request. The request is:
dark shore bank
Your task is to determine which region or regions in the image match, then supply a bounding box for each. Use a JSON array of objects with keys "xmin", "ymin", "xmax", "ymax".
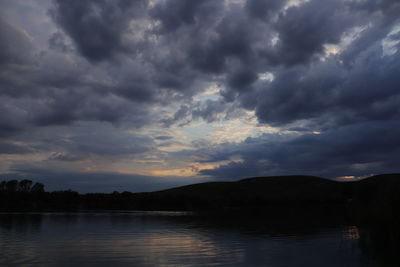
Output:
[{"xmin": 1, "ymin": 174, "xmax": 400, "ymax": 225}]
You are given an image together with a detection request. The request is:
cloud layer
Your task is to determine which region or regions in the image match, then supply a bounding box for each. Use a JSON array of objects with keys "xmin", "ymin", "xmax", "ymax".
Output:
[{"xmin": 0, "ymin": 0, "xmax": 400, "ymax": 191}]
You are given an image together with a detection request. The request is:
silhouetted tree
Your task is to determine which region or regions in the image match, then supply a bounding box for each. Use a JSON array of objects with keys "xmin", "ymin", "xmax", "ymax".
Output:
[
  {"xmin": 18, "ymin": 179, "xmax": 33, "ymax": 192},
  {"xmin": 5, "ymin": 180, "xmax": 18, "ymax": 192},
  {"xmin": 30, "ymin": 182, "xmax": 45, "ymax": 193},
  {"xmin": 0, "ymin": 181, "xmax": 6, "ymax": 192}
]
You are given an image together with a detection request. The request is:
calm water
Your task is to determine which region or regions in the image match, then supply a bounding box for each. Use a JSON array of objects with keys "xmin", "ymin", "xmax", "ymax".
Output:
[{"xmin": 0, "ymin": 212, "xmax": 398, "ymax": 266}]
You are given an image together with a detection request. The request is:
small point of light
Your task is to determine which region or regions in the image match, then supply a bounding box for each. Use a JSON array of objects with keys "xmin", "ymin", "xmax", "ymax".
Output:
[{"xmin": 337, "ymin": 176, "xmax": 356, "ymax": 180}]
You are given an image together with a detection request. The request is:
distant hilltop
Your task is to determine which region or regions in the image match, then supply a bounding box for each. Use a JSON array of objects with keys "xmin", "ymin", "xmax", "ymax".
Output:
[{"xmin": 144, "ymin": 173, "xmax": 400, "ymax": 210}]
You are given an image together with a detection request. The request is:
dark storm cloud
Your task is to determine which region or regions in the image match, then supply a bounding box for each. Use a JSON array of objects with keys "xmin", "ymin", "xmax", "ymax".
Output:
[
  {"xmin": 114, "ymin": 75, "xmax": 156, "ymax": 103},
  {"xmin": 150, "ymin": 0, "xmax": 221, "ymax": 33},
  {"xmin": 49, "ymin": 0, "xmax": 148, "ymax": 62},
  {"xmin": 227, "ymin": 68, "xmax": 258, "ymax": 92},
  {"xmin": 271, "ymin": 0, "xmax": 355, "ymax": 66},
  {"xmin": 1, "ymin": 0, "xmax": 400, "ymax": 186},
  {"xmin": 161, "ymin": 105, "xmax": 191, "ymax": 127},
  {"xmin": 0, "ymin": 98, "xmax": 32, "ymax": 137},
  {"xmin": 0, "ymin": 19, "xmax": 38, "ymax": 98},
  {"xmin": 0, "ymin": 19, "xmax": 32, "ymax": 65},
  {"xmin": 206, "ymin": 40, "xmax": 400, "ymax": 179},
  {"xmin": 3, "ymin": 0, "xmax": 399, "ymax": 128},
  {"xmin": 0, "ymin": 122, "xmax": 21, "ymax": 138},
  {"xmin": 150, "ymin": 0, "xmax": 257, "ymax": 78},
  {"xmin": 23, "ymin": 124, "xmax": 156, "ymax": 162},
  {"xmin": 192, "ymin": 100, "xmax": 226, "ymax": 123},
  {"xmin": 185, "ymin": 6, "xmax": 257, "ymax": 75},
  {"xmin": 245, "ymin": 0, "xmax": 287, "ymax": 20},
  {"xmin": 201, "ymin": 121, "xmax": 400, "ymax": 179},
  {"xmin": 0, "ymin": 141, "xmax": 32, "ymax": 154},
  {"xmin": 161, "ymin": 99, "xmax": 241, "ymax": 126},
  {"xmin": 48, "ymin": 32, "xmax": 73, "ymax": 53},
  {"xmin": 254, "ymin": 44, "xmax": 400, "ymax": 127},
  {"xmin": 0, "ymin": 87, "xmax": 152, "ymax": 135},
  {"xmin": 68, "ymin": 130, "xmax": 153, "ymax": 156},
  {"xmin": 30, "ymin": 91, "xmax": 150, "ymax": 127},
  {"xmin": 46, "ymin": 0, "xmax": 400, "ymax": 132},
  {"xmin": 49, "ymin": 152, "xmax": 87, "ymax": 162},
  {"xmin": 0, "ymin": 16, "xmax": 154, "ymax": 132},
  {"xmin": 352, "ymin": 0, "xmax": 400, "ymax": 12}
]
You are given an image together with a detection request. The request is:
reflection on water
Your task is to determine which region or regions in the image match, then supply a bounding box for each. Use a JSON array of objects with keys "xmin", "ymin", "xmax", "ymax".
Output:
[
  {"xmin": 0, "ymin": 212, "xmax": 398, "ymax": 266},
  {"xmin": 343, "ymin": 226, "xmax": 360, "ymax": 240}
]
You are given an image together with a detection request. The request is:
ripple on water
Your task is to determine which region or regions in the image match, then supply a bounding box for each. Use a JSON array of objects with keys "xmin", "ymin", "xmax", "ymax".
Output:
[{"xmin": 0, "ymin": 212, "xmax": 392, "ymax": 266}]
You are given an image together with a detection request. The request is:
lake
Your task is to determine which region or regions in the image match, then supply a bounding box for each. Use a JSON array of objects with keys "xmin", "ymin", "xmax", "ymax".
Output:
[{"xmin": 0, "ymin": 212, "xmax": 398, "ymax": 266}]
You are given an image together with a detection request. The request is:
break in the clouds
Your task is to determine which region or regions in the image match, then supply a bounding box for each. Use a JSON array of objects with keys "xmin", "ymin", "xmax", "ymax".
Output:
[{"xmin": 0, "ymin": 0, "xmax": 399, "ymax": 191}]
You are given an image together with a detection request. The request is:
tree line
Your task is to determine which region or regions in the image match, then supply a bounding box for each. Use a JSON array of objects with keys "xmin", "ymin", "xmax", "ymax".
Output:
[
  {"xmin": 1, "ymin": 175, "xmax": 400, "ymax": 228},
  {"xmin": 0, "ymin": 179, "xmax": 44, "ymax": 193}
]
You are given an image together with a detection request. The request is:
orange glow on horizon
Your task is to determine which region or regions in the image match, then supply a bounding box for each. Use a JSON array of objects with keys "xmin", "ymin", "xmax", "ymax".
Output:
[{"xmin": 337, "ymin": 176, "xmax": 356, "ymax": 179}]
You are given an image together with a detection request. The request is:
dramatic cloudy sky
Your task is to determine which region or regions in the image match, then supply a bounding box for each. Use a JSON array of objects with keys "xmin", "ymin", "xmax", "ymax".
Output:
[{"xmin": 1, "ymin": 0, "xmax": 399, "ymax": 192}]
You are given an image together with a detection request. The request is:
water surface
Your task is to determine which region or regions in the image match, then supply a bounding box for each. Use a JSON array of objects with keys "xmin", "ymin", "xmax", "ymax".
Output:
[{"xmin": 0, "ymin": 212, "xmax": 397, "ymax": 266}]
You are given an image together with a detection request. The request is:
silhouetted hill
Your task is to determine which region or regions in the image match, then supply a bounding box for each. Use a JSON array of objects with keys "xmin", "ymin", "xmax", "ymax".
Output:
[
  {"xmin": 347, "ymin": 174, "xmax": 400, "ymax": 224},
  {"xmin": 158, "ymin": 175, "xmax": 340, "ymax": 196},
  {"xmin": 155, "ymin": 174, "xmax": 400, "ymax": 201},
  {"xmin": 134, "ymin": 175, "xmax": 350, "ymax": 211}
]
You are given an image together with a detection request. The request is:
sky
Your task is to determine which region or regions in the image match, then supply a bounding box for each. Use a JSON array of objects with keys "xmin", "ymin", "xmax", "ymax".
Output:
[{"xmin": 0, "ymin": 0, "xmax": 400, "ymax": 192}]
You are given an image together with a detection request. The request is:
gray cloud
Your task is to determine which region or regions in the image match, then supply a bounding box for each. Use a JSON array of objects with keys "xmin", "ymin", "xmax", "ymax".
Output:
[
  {"xmin": 68, "ymin": 130, "xmax": 153, "ymax": 156},
  {"xmin": 18, "ymin": 123, "xmax": 156, "ymax": 162},
  {"xmin": 245, "ymin": 0, "xmax": 287, "ymax": 20},
  {"xmin": 272, "ymin": 0, "xmax": 355, "ymax": 65},
  {"xmin": 48, "ymin": 32, "xmax": 74, "ymax": 53},
  {"xmin": 150, "ymin": 0, "xmax": 221, "ymax": 33},
  {"xmin": 3, "ymin": 0, "xmax": 397, "ymax": 130},
  {"xmin": 1, "ymin": 0, "xmax": 400, "ymax": 190},
  {"xmin": 49, "ymin": 0, "xmax": 148, "ymax": 62},
  {"xmin": 254, "ymin": 44, "xmax": 400, "ymax": 128},
  {"xmin": 201, "ymin": 121, "xmax": 400, "ymax": 179},
  {"xmin": 0, "ymin": 141, "xmax": 32, "ymax": 155},
  {"xmin": 0, "ymin": 19, "xmax": 33, "ymax": 65}
]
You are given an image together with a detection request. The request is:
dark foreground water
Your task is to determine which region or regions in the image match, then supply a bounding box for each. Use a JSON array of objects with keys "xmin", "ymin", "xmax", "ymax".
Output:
[{"xmin": 0, "ymin": 212, "xmax": 398, "ymax": 266}]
